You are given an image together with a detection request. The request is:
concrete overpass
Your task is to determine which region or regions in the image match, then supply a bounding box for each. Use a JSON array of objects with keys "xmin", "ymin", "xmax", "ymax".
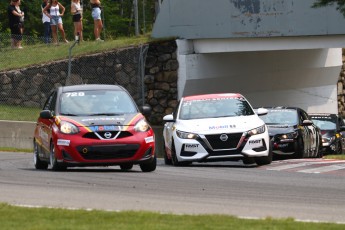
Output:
[{"xmin": 152, "ymin": 0, "xmax": 345, "ymax": 113}]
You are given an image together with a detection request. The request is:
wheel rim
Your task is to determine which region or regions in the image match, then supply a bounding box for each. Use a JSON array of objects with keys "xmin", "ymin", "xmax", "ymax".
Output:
[
  {"xmin": 33, "ymin": 142, "xmax": 38, "ymax": 166},
  {"xmin": 50, "ymin": 143, "xmax": 55, "ymax": 166}
]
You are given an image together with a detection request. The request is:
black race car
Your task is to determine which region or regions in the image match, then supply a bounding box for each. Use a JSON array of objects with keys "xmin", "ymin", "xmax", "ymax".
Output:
[
  {"xmin": 310, "ymin": 113, "xmax": 345, "ymax": 155},
  {"xmin": 259, "ymin": 107, "xmax": 322, "ymax": 158}
]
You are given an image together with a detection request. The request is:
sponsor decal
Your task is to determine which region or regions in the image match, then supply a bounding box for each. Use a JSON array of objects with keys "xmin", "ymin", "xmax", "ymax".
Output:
[
  {"xmin": 89, "ymin": 125, "xmax": 119, "ymax": 132},
  {"xmin": 145, "ymin": 136, "xmax": 154, "ymax": 143},
  {"xmin": 248, "ymin": 139, "xmax": 263, "ymax": 148},
  {"xmin": 81, "ymin": 117, "xmax": 125, "ymax": 122},
  {"xmin": 38, "ymin": 129, "xmax": 49, "ymax": 143},
  {"xmin": 57, "ymin": 139, "xmax": 70, "ymax": 146},
  {"xmin": 249, "ymin": 140, "xmax": 261, "ymax": 144},
  {"xmin": 209, "ymin": 124, "xmax": 236, "ymax": 130},
  {"xmin": 185, "ymin": 143, "xmax": 199, "ymax": 151}
]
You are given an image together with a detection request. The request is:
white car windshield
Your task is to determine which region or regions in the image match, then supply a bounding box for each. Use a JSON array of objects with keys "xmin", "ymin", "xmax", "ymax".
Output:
[
  {"xmin": 260, "ymin": 109, "xmax": 298, "ymax": 125},
  {"xmin": 179, "ymin": 97, "xmax": 254, "ymax": 120},
  {"xmin": 60, "ymin": 90, "xmax": 137, "ymax": 116}
]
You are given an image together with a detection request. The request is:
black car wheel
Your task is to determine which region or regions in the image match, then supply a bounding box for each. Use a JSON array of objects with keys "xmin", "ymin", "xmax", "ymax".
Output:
[
  {"xmin": 242, "ymin": 157, "xmax": 255, "ymax": 165},
  {"xmin": 33, "ymin": 141, "xmax": 48, "ymax": 170},
  {"xmin": 255, "ymin": 142, "xmax": 273, "ymax": 166},
  {"xmin": 316, "ymin": 136, "xmax": 323, "ymax": 158},
  {"xmin": 171, "ymin": 139, "xmax": 191, "ymax": 167},
  {"xmin": 120, "ymin": 163, "xmax": 133, "ymax": 171},
  {"xmin": 50, "ymin": 142, "xmax": 66, "ymax": 171},
  {"xmin": 139, "ymin": 156, "xmax": 157, "ymax": 172},
  {"xmin": 335, "ymin": 141, "xmax": 342, "ymax": 154},
  {"xmin": 163, "ymin": 138, "xmax": 172, "ymax": 165},
  {"xmin": 293, "ymin": 137, "xmax": 305, "ymax": 158}
]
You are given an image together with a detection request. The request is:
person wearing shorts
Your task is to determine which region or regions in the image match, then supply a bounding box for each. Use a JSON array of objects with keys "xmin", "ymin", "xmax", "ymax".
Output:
[
  {"xmin": 43, "ymin": 0, "xmax": 69, "ymax": 44},
  {"xmin": 71, "ymin": 0, "xmax": 83, "ymax": 41},
  {"xmin": 90, "ymin": 0, "xmax": 103, "ymax": 41}
]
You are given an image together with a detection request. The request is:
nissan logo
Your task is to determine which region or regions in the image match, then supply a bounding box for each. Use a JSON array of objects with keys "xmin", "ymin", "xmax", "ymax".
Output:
[
  {"xmin": 104, "ymin": 132, "xmax": 112, "ymax": 139},
  {"xmin": 220, "ymin": 134, "xmax": 228, "ymax": 142}
]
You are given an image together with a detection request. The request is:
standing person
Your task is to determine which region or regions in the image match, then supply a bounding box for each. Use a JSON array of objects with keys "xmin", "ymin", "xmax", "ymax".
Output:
[
  {"xmin": 42, "ymin": 0, "xmax": 51, "ymax": 44},
  {"xmin": 43, "ymin": 0, "xmax": 69, "ymax": 44},
  {"xmin": 90, "ymin": 0, "xmax": 103, "ymax": 41},
  {"xmin": 71, "ymin": 0, "xmax": 83, "ymax": 41},
  {"xmin": 7, "ymin": 0, "xmax": 24, "ymax": 49}
]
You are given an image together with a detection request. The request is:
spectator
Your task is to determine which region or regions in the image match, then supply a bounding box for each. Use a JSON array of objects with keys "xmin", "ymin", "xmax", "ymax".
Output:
[
  {"xmin": 42, "ymin": 0, "xmax": 51, "ymax": 44},
  {"xmin": 43, "ymin": 0, "xmax": 69, "ymax": 44},
  {"xmin": 8, "ymin": 0, "xmax": 24, "ymax": 49},
  {"xmin": 90, "ymin": 0, "xmax": 103, "ymax": 41},
  {"xmin": 71, "ymin": 0, "xmax": 83, "ymax": 41}
]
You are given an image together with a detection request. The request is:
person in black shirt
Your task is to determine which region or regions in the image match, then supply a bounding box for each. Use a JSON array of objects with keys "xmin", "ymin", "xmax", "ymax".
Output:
[{"xmin": 8, "ymin": 0, "xmax": 24, "ymax": 49}]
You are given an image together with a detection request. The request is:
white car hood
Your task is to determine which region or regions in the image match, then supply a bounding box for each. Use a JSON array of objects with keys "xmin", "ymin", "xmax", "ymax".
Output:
[{"xmin": 175, "ymin": 115, "xmax": 265, "ymax": 134}]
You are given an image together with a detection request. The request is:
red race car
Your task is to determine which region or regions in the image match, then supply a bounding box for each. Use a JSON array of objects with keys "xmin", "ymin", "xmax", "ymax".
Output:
[{"xmin": 33, "ymin": 84, "xmax": 156, "ymax": 172}]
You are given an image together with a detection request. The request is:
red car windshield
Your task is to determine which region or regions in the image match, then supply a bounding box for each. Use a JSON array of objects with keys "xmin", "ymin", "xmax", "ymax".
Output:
[{"xmin": 59, "ymin": 90, "xmax": 137, "ymax": 116}]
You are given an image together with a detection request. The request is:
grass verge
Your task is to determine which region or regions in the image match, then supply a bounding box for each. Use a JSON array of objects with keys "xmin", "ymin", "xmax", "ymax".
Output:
[
  {"xmin": 0, "ymin": 105, "xmax": 40, "ymax": 121},
  {"xmin": 323, "ymin": 154, "xmax": 345, "ymax": 160},
  {"xmin": 0, "ymin": 203, "xmax": 343, "ymax": 230},
  {"xmin": 0, "ymin": 35, "xmax": 153, "ymax": 71}
]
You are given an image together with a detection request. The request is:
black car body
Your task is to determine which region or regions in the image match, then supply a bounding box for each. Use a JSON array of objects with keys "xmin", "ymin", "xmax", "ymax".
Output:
[
  {"xmin": 309, "ymin": 113, "xmax": 345, "ymax": 154},
  {"xmin": 259, "ymin": 107, "xmax": 322, "ymax": 158}
]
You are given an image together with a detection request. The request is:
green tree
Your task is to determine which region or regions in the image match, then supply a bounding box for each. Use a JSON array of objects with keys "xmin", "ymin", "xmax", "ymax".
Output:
[
  {"xmin": 313, "ymin": 0, "xmax": 345, "ymax": 16},
  {"xmin": 0, "ymin": 0, "xmax": 156, "ymax": 40}
]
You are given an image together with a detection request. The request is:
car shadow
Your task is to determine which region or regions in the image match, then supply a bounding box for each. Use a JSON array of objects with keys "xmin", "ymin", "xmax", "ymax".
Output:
[{"xmin": 23, "ymin": 167, "xmax": 144, "ymax": 173}]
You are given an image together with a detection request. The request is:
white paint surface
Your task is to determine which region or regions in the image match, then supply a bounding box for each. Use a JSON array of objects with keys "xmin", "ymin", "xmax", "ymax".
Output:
[{"xmin": 177, "ymin": 39, "xmax": 342, "ymax": 113}]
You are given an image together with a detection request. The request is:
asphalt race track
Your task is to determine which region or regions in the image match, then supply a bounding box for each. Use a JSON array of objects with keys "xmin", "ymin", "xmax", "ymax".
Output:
[{"xmin": 0, "ymin": 152, "xmax": 345, "ymax": 223}]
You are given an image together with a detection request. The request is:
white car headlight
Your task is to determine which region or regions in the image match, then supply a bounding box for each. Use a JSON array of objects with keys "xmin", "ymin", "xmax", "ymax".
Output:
[
  {"xmin": 247, "ymin": 125, "xmax": 266, "ymax": 136},
  {"xmin": 176, "ymin": 130, "xmax": 198, "ymax": 139},
  {"xmin": 60, "ymin": 121, "xmax": 79, "ymax": 134},
  {"xmin": 134, "ymin": 119, "xmax": 150, "ymax": 132}
]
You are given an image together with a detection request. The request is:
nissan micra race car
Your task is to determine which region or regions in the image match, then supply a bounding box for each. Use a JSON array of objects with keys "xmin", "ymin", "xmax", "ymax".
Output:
[
  {"xmin": 33, "ymin": 84, "xmax": 156, "ymax": 172},
  {"xmin": 163, "ymin": 93, "xmax": 272, "ymax": 166}
]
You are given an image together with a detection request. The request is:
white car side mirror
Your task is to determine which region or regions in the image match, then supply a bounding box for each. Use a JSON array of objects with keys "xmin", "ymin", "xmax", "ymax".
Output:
[{"xmin": 257, "ymin": 108, "xmax": 268, "ymax": 116}]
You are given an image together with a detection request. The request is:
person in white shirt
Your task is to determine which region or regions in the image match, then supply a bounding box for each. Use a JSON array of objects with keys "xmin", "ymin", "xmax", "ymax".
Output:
[
  {"xmin": 71, "ymin": 0, "xmax": 83, "ymax": 41},
  {"xmin": 43, "ymin": 0, "xmax": 69, "ymax": 44}
]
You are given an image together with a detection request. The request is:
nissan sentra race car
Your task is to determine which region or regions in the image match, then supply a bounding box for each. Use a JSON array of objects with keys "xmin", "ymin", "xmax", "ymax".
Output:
[{"xmin": 163, "ymin": 93, "xmax": 272, "ymax": 166}]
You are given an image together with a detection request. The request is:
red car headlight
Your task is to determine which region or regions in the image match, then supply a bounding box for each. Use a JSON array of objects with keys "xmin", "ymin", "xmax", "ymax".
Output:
[
  {"xmin": 60, "ymin": 121, "xmax": 79, "ymax": 134},
  {"xmin": 134, "ymin": 119, "xmax": 150, "ymax": 132}
]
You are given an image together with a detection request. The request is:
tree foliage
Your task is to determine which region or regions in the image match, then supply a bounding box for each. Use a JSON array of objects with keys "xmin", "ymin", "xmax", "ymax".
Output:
[
  {"xmin": 0, "ymin": 0, "xmax": 156, "ymax": 40},
  {"xmin": 313, "ymin": 0, "xmax": 345, "ymax": 16}
]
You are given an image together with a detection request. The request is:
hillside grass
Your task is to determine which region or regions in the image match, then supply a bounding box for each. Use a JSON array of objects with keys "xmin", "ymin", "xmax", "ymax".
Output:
[{"xmin": 0, "ymin": 35, "xmax": 154, "ymax": 71}]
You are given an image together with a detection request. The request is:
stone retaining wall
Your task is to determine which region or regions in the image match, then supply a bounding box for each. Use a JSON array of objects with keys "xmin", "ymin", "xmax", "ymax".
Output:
[
  {"xmin": 2, "ymin": 41, "xmax": 345, "ymax": 122},
  {"xmin": 0, "ymin": 40, "xmax": 178, "ymax": 125},
  {"xmin": 338, "ymin": 48, "xmax": 345, "ymax": 117}
]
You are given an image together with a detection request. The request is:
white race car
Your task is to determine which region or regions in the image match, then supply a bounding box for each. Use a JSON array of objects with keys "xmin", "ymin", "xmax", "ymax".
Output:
[{"xmin": 163, "ymin": 93, "xmax": 272, "ymax": 166}]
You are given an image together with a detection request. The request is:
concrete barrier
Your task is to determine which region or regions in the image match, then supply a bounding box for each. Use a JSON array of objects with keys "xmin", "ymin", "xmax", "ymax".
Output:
[
  {"xmin": 0, "ymin": 120, "xmax": 164, "ymax": 157},
  {"xmin": 0, "ymin": 120, "xmax": 36, "ymax": 149}
]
